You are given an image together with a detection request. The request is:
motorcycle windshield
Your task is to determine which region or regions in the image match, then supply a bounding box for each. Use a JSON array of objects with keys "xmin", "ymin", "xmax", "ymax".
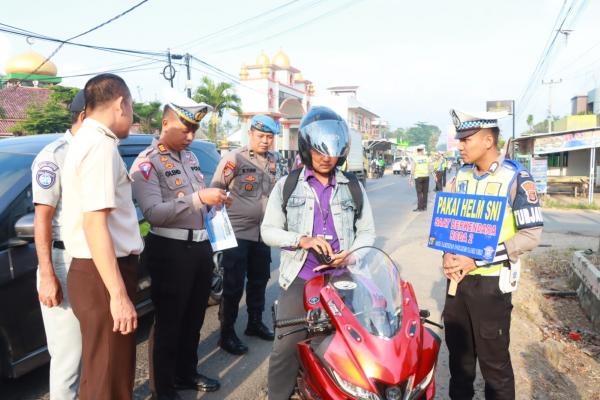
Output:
[{"xmin": 327, "ymin": 247, "xmax": 403, "ymax": 339}]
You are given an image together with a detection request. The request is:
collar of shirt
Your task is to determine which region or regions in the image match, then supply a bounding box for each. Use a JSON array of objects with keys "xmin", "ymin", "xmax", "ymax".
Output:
[
  {"xmin": 81, "ymin": 118, "xmax": 120, "ymax": 143},
  {"xmin": 64, "ymin": 129, "xmax": 74, "ymax": 143},
  {"xmin": 304, "ymin": 167, "xmax": 337, "ymax": 187},
  {"xmin": 473, "ymin": 154, "xmax": 505, "ymax": 177}
]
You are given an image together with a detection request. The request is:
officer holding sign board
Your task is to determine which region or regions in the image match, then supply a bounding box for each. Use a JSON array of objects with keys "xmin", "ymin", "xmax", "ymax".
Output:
[{"xmin": 441, "ymin": 109, "xmax": 543, "ymax": 400}]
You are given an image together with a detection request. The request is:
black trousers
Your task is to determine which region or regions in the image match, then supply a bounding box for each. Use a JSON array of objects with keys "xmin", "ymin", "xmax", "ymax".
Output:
[
  {"xmin": 415, "ymin": 176, "xmax": 430, "ymax": 210},
  {"xmin": 443, "ymin": 276, "xmax": 515, "ymax": 400},
  {"xmin": 219, "ymin": 239, "xmax": 271, "ymax": 330},
  {"xmin": 143, "ymin": 234, "xmax": 213, "ymax": 394},
  {"xmin": 442, "ymin": 168, "xmax": 447, "ymax": 187}
]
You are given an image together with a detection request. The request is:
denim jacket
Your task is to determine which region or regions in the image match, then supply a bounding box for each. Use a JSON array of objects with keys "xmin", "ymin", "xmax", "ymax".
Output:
[{"xmin": 260, "ymin": 167, "xmax": 376, "ymax": 290}]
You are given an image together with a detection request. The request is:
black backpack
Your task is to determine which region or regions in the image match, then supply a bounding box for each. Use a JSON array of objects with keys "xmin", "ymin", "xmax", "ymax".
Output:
[{"xmin": 281, "ymin": 168, "xmax": 363, "ymax": 229}]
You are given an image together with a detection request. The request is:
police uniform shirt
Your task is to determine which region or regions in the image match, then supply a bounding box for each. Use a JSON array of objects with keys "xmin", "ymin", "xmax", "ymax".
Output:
[
  {"xmin": 130, "ymin": 139, "xmax": 207, "ymax": 230},
  {"xmin": 211, "ymin": 146, "xmax": 280, "ymax": 241},
  {"xmin": 31, "ymin": 131, "xmax": 72, "ymax": 240},
  {"xmin": 450, "ymin": 157, "xmax": 543, "ymax": 262},
  {"xmin": 62, "ymin": 118, "xmax": 144, "ymax": 258}
]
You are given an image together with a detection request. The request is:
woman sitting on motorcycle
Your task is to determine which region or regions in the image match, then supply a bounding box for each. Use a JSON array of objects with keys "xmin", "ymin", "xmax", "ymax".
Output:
[{"xmin": 261, "ymin": 106, "xmax": 376, "ymax": 400}]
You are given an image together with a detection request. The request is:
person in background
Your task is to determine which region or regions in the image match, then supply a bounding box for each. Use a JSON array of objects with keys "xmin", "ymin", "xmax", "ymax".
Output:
[
  {"xmin": 32, "ymin": 90, "xmax": 85, "ymax": 400},
  {"xmin": 211, "ymin": 115, "xmax": 282, "ymax": 355}
]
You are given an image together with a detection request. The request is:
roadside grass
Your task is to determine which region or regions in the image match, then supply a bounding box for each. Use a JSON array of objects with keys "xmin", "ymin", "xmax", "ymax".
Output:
[{"xmin": 540, "ymin": 195, "xmax": 600, "ymax": 211}]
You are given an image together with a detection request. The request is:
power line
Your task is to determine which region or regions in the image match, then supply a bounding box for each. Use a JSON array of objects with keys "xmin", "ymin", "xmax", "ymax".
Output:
[
  {"xmin": 212, "ymin": 0, "xmax": 363, "ymax": 54},
  {"xmin": 5, "ymin": 0, "xmax": 153, "ymax": 84},
  {"xmin": 171, "ymin": 0, "xmax": 304, "ymax": 50}
]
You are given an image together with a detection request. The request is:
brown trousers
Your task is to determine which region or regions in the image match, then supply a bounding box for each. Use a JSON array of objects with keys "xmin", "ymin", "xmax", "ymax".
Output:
[{"xmin": 68, "ymin": 255, "xmax": 138, "ymax": 400}]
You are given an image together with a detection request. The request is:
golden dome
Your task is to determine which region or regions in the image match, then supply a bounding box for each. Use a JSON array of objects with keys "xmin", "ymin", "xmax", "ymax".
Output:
[
  {"xmin": 272, "ymin": 49, "xmax": 290, "ymax": 69},
  {"xmin": 5, "ymin": 51, "xmax": 58, "ymax": 76},
  {"xmin": 239, "ymin": 65, "xmax": 249, "ymax": 80},
  {"xmin": 293, "ymin": 72, "xmax": 304, "ymax": 81},
  {"xmin": 256, "ymin": 51, "xmax": 270, "ymax": 66}
]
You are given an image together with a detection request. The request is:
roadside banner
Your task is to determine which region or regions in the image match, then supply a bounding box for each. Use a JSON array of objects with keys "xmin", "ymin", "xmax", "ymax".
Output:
[{"xmin": 428, "ymin": 192, "xmax": 507, "ymax": 262}]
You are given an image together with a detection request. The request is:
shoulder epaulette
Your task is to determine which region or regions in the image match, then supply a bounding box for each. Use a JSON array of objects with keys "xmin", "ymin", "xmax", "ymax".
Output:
[{"xmin": 43, "ymin": 138, "xmax": 68, "ymax": 153}]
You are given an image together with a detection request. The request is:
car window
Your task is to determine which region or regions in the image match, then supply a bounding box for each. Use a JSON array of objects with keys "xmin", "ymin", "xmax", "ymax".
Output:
[{"xmin": 0, "ymin": 153, "xmax": 35, "ymax": 210}]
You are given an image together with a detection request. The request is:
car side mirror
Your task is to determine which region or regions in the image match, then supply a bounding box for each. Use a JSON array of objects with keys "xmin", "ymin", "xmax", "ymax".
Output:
[{"xmin": 14, "ymin": 212, "xmax": 35, "ymax": 241}]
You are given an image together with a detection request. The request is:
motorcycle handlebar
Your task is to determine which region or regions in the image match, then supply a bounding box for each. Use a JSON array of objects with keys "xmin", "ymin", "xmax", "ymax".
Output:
[{"xmin": 275, "ymin": 316, "xmax": 306, "ymax": 328}]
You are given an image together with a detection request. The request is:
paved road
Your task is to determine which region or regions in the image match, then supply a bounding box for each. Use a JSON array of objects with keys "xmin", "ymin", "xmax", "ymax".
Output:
[{"xmin": 10, "ymin": 172, "xmax": 595, "ymax": 399}]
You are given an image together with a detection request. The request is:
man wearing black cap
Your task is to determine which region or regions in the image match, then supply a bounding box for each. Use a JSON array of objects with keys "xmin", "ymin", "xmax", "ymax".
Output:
[
  {"xmin": 32, "ymin": 89, "xmax": 85, "ymax": 400},
  {"xmin": 442, "ymin": 109, "xmax": 543, "ymax": 400}
]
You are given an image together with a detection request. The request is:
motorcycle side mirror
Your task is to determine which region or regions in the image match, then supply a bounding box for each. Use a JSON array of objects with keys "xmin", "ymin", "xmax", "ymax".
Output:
[{"xmin": 419, "ymin": 309, "xmax": 431, "ymax": 319}]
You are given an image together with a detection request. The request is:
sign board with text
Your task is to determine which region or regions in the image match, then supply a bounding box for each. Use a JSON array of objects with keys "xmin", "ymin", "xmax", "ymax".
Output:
[{"xmin": 428, "ymin": 192, "xmax": 507, "ymax": 262}]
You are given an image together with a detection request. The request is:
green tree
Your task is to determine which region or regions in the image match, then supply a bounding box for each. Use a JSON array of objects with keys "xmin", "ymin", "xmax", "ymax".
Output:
[
  {"xmin": 404, "ymin": 122, "xmax": 441, "ymax": 152},
  {"xmin": 10, "ymin": 86, "xmax": 79, "ymax": 135},
  {"xmin": 526, "ymin": 114, "xmax": 534, "ymax": 132},
  {"xmin": 133, "ymin": 101, "xmax": 162, "ymax": 134},
  {"xmin": 193, "ymin": 76, "xmax": 242, "ymax": 143}
]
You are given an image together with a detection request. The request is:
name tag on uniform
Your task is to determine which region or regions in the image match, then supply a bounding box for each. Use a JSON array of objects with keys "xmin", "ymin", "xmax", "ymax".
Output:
[{"xmin": 317, "ymin": 234, "xmax": 334, "ymax": 241}]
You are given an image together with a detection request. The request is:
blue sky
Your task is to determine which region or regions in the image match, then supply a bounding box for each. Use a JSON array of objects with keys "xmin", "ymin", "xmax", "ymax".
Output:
[{"xmin": 1, "ymin": 0, "xmax": 599, "ymax": 138}]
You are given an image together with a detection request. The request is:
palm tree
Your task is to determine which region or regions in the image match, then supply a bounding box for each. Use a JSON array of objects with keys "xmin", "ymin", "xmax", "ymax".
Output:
[
  {"xmin": 526, "ymin": 114, "xmax": 534, "ymax": 133},
  {"xmin": 133, "ymin": 101, "xmax": 162, "ymax": 134},
  {"xmin": 193, "ymin": 76, "xmax": 242, "ymax": 143}
]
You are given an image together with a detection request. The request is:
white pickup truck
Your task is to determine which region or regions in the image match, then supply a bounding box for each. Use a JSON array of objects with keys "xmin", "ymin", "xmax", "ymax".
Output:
[{"xmin": 342, "ymin": 128, "xmax": 368, "ymax": 187}]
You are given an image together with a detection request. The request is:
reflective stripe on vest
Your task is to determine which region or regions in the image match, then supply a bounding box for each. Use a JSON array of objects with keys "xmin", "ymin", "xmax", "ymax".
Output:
[
  {"xmin": 455, "ymin": 163, "xmax": 518, "ymax": 276},
  {"xmin": 414, "ymin": 155, "xmax": 429, "ymax": 178}
]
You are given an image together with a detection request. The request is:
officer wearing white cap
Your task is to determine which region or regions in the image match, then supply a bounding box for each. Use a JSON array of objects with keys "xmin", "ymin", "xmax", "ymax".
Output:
[
  {"xmin": 410, "ymin": 144, "xmax": 431, "ymax": 211},
  {"xmin": 131, "ymin": 89, "xmax": 229, "ymax": 400},
  {"xmin": 442, "ymin": 109, "xmax": 543, "ymax": 400},
  {"xmin": 32, "ymin": 89, "xmax": 85, "ymax": 400},
  {"xmin": 211, "ymin": 114, "xmax": 282, "ymax": 355}
]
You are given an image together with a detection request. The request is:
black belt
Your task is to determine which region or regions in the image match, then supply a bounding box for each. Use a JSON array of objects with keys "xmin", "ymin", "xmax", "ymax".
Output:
[{"xmin": 52, "ymin": 241, "xmax": 65, "ymax": 250}]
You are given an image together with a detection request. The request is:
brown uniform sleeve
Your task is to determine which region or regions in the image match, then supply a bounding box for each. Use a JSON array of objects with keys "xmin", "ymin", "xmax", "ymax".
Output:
[
  {"xmin": 130, "ymin": 152, "xmax": 204, "ymax": 227},
  {"xmin": 210, "ymin": 151, "xmax": 237, "ymax": 190}
]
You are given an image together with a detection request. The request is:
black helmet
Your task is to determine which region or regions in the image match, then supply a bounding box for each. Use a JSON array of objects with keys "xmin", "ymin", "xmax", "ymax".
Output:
[{"xmin": 298, "ymin": 106, "xmax": 350, "ymax": 167}]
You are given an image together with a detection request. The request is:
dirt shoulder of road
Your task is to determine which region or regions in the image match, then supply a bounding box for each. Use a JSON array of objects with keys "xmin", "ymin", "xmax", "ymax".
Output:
[{"xmin": 511, "ymin": 246, "xmax": 600, "ymax": 399}]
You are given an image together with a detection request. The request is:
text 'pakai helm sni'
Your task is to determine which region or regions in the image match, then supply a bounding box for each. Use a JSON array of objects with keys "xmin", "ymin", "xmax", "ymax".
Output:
[{"xmin": 298, "ymin": 106, "xmax": 350, "ymax": 167}]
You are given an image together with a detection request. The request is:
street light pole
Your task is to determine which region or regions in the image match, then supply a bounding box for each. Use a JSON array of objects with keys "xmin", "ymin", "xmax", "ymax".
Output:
[
  {"xmin": 184, "ymin": 53, "xmax": 192, "ymax": 99},
  {"xmin": 542, "ymin": 79, "xmax": 562, "ymax": 133}
]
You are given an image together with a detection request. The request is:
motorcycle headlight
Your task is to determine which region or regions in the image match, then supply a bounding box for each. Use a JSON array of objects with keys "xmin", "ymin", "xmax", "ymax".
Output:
[
  {"xmin": 405, "ymin": 365, "xmax": 435, "ymax": 400},
  {"xmin": 331, "ymin": 370, "xmax": 381, "ymax": 400}
]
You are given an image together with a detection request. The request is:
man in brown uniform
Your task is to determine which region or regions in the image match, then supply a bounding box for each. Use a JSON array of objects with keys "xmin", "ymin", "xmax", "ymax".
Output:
[
  {"xmin": 63, "ymin": 74, "xmax": 143, "ymax": 400},
  {"xmin": 211, "ymin": 115, "xmax": 281, "ymax": 355},
  {"xmin": 131, "ymin": 90, "xmax": 229, "ymax": 400}
]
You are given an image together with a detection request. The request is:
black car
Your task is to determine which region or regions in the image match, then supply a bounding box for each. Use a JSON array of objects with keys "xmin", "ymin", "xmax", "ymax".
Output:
[{"xmin": 0, "ymin": 133, "xmax": 219, "ymax": 379}]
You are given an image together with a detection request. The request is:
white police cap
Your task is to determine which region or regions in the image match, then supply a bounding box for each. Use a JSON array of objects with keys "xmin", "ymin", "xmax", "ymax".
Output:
[
  {"xmin": 163, "ymin": 87, "xmax": 213, "ymax": 125},
  {"xmin": 450, "ymin": 109, "xmax": 508, "ymax": 139}
]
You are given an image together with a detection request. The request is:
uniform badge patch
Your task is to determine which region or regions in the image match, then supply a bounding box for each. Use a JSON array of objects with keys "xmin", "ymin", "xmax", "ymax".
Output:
[
  {"xmin": 519, "ymin": 170, "xmax": 531, "ymax": 178},
  {"xmin": 245, "ymin": 175, "xmax": 257, "ymax": 182},
  {"xmin": 176, "ymin": 191, "xmax": 185, "ymax": 198},
  {"xmin": 457, "ymin": 181, "xmax": 468, "ymax": 193},
  {"xmin": 37, "ymin": 161, "xmax": 58, "ymax": 171},
  {"xmin": 244, "ymin": 183, "xmax": 254, "ymax": 191},
  {"xmin": 160, "ymin": 156, "xmax": 168, "ymax": 162},
  {"xmin": 223, "ymin": 161, "xmax": 236, "ymax": 177},
  {"xmin": 175, "ymin": 178, "xmax": 183, "ymax": 186},
  {"xmin": 158, "ymin": 143, "xmax": 168, "ymax": 153},
  {"xmin": 165, "ymin": 162, "xmax": 174, "ymax": 169},
  {"xmin": 36, "ymin": 170, "xmax": 56, "ymax": 189},
  {"xmin": 520, "ymin": 181, "xmax": 538, "ymax": 203},
  {"xmin": 138, "ymin": 162, "xmax": 153, "ymax": 180}
]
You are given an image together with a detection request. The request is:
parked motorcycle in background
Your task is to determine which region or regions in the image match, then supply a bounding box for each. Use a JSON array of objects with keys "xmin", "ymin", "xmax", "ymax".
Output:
[{"xmin": 273, "ymin": 247, "xmax": 442, "ymax": 400}]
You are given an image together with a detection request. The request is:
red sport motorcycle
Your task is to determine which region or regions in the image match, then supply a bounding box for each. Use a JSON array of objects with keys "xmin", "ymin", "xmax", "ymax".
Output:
[{"xmin": 274, "ymin": 247, "xmax": 442, "ymax": 400}]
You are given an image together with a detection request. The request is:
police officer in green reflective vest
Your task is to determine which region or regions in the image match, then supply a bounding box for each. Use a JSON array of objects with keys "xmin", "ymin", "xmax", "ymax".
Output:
[
  {"xmin": 442, "ymin": 109, "xmax": 544, "ymax": 400},
  {"xmin": 410, "ymin": 144, "xmax": 431, "ymax": 211}
]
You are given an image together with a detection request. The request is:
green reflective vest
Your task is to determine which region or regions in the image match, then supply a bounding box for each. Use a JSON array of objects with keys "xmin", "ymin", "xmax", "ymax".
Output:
[{"xmin": 413, "ymin": 155, "xmax": 429, "ymax": 178}]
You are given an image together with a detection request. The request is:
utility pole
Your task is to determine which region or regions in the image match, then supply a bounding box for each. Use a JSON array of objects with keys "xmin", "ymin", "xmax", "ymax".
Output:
[
  {"xmin": 162, "ymin": 49, "xmax": 177, "ymax": 88},
  {"xmin": 541, "ymin": 79, "xmax": 562, "ymax": 133},
  {"xmin": 184, "ymin": 53, "xmax": 192, "ymax": 98}
]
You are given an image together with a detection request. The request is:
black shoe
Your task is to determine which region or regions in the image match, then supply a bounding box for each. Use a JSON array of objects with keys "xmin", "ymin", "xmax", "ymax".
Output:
[
  {"xmin": 150, "ymin": 390, "xmax": 182, "ymax": 400},
  {"xmin": 413, "ymin": 208, "xmax": 421, "ymax": 212},
  {"xmin": 174, "ymin": 373, "xmax": 220, "ymax": 392},
  {"xmin": 245, "ymin": 316, "xmax": 275, "ymax": 341},
  {"xmin": 219, "ymin": 330, "xmax": 249, "ymax": 355}
]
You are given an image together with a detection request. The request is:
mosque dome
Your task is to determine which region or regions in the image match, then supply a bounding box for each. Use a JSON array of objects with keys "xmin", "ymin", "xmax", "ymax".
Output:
[
  {"xmin": 256, "ymin": 51, "xmax": 270, "ymax": 66},
  {"xmin": 272, "ymin": 49, "xmax": 290, "ymax": 69},
  {"xmin": 239, "ymin": 65, "xmax": 249, "ymax": 80},
  {"xmin": 5, "ymin": 51, "xmax": 58, "ymax": 76}
]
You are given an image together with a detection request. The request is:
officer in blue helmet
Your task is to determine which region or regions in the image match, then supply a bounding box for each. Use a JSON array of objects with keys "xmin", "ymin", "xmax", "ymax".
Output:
[{"xmin": 211, "ymin": 114, "xmax": 282, "ymax": 354}]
